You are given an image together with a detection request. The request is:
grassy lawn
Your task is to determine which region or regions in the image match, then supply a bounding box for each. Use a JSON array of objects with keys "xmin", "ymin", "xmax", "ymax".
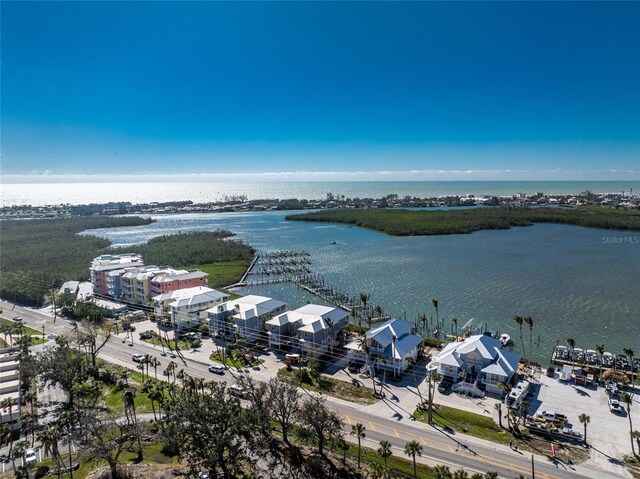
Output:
[
  {"xmin": 415, "ymin": 404, "xmax": 510, "ymax": 445},
  {"xmin": 40, "ymin": 441, "xmax": 177, "ymax": 479},
  {"xmin": 209, "ymin": 352, "xmax": 263, "ymax": 368},
  {"xmin": 342, "ymin": 442, "xmax": 441, "ymax": 479},
  {"xmin": 141, "ymin": 335, "xmax": 191, "ymax": 351},
  {"xmin": 0, "ymin": 317, "xmax": 44, "ymax": 336},
  {"xmin": 278, "ymin": 368, "xmax": 377, "ymax": 405},
  {"xmin": 414, "ymin": 405, "xmax": 589, "ymax": 464},
  {"xmin": 188, "ymin": 259, "xmax": 251, "ymax": 288}
]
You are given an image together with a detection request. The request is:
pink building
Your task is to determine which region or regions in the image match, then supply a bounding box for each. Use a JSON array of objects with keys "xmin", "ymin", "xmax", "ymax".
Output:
[
  {"xmin": 90, "ymin": 254, "xmax": 144, "ymax": 296},
  {"xmin": 150, "ymin": 270, "xmax": 209, "ymax": 297}
]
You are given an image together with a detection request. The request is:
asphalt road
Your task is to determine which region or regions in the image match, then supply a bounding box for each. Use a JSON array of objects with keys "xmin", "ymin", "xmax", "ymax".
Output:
[{"xmin": 2, "ymin": 301, "xmax": 618, "ymax": 479}]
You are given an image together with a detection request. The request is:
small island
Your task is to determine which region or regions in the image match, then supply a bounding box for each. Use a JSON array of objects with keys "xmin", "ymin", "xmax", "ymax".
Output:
[{"xmin": 285, "ymin": 206, "xmax": 640, "ymax": 236}]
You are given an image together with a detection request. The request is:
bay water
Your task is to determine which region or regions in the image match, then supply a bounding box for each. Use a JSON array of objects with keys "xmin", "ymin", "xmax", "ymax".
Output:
[{"xmin": 84, "ymin": 210, "xmax": 640, "ymax": 364}]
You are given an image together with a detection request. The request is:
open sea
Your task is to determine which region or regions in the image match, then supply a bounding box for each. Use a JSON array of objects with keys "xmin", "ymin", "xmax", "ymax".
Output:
[
  {"xmin": 82, "ymin": 209, "xmax": 640, "ymax": 365},
  {"xmin": 2, "ymin": 180, "xmax": 639, "ymax": 207}
]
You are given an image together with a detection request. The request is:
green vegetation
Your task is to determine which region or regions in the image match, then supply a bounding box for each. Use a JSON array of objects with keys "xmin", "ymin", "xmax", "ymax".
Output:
[
  {"xmin": 117, "ymin": 231, "xmax": 254, "ymax": 267},
  {"xmin": 189, "ymin": 259, "xmax": 252, "ymax": 288},
  {"xmin": 286, "ymin": 206, "xmax": 640, "ymax": 236},
  {"xmin": 415, "ymin": 404, "xmax": 510, "ymax": 444},
  {"xmin": 209, "ymin": 351, "xmax": 263, "ymax": 368},
  {"xmin": 278, "ymin": 367, "xmax": 377, "ymax": 404},
  {"xmin": 0, "ymin": 216, "xmax": 153, "ymax": 305},
  {"xmin": 1, "ymin": 217, "xmax": 255, "ymax": 307},
  {"xmin": 0, "ymin": 317, "xmax": 44, "ymax": 336}
]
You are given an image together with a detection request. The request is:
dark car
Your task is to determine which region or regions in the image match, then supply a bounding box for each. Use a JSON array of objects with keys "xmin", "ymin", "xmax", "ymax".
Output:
[
  {"xmin": 546, "ymin": 366, "xmax": 556, "ymax": 377},
  {"xmin": 0, "ymin": 454, "xmax": 10, "ymax": 463}
]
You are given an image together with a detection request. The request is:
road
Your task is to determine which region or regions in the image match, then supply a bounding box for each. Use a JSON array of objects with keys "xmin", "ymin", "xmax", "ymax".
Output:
[{"xmin": 2, "ymin": 300, "xmax": 623, "ymax": 479}]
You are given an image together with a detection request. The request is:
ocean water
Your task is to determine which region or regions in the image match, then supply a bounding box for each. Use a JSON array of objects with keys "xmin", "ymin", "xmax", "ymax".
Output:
[
  {"xmin": 83, "ymin": 211, "xmax": 640, "ymax": 364},
  {"xmin": 2, "ymin": 180, "xmax": 638, "ymax": 207}
]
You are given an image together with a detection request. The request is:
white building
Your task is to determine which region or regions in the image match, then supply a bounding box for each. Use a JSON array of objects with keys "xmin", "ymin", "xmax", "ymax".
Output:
[
  {"xmin": 265, "ymin": 304, "xmax": 349, "ymax": 354},
  {"xmin": 344, "ymin": 319, "xmax": 423, "ymax": 377},
  {"xmin": 153, "ymin": 286, "xmax": 229, "ymax": 331},
  {"xmin": 0, "ymin": 347, "xmax": 21, "ymax": 435},
  {"xmin": 431, "ymin": 333, "xmax": 520, "ymax": 397},
  {"xmin": 207, "ymin": 295, "xmax": 286, "ymax": 343}
]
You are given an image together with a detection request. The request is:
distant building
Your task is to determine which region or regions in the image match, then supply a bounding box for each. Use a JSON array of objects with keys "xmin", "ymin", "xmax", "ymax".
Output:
[
  {"xmin": 265, "ymin": 304, "xmax": 349, "ymax": 354},
  {"xmin": 207, "ymin": 295, "xmax": 286, "ymax": 343},
  {"xmin": 344, "ymin": 319, "xmax": 423, "ymax": 377},
  {"xmin": 431, "ymin": 333, "xmax": 520, "ymax": 397},
  {"xmin": 153, "ymin": 286, "xmax": 229, "ymax": 331},
  {"xmin": 90, "ymin": 253, "xmax": 144, "ymax": 296}
]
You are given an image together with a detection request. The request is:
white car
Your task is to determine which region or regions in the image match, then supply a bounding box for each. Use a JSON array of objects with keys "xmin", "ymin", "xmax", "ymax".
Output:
[
  {"xmin": 24, "ymin": 448, "xmax": 37, "ymax": 464},
  {"xmin": 132, "ymin": 353, "xmax": 145, "ymax": 363},
  {"xmin": 609, "ymin": 399, "xmax": 623, "ymax": 414},
  {"xmin": 12, "ymin": 316, "xmax": 22, "ymax": 322},
  {"xmin": 208, "ymin": 365, "xmax": 225, "ymax": 375},
  {"xmin": 228, "ymin": 384, "xmax": 248, "ymax": 398}
]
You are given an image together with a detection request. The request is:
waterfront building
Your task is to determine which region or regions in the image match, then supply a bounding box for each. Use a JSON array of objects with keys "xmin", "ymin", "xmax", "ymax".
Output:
[
  {"xmin": 149, "ymin": 270, "xmax": 208, "ymax": 297},
  {"xmin": 153, "ymin": 286, "xmax": 229, "ymax": 331},
  {"xmin": 0, "ymin": 347, "xmax": 21, "ymax": 435},
  {"xmin": 432, "ymin": 332, "xmax": 520, "ymax": 397},
  {"xmin": 206, "ymin": 295, "xmax": 286, "ymax": 343},
  {"xmin": 344, "ymin": 319, "xmax": 423, "ymax": 377},
  {"xmin": 90, "ymin": 253, "xmax": 144, "ymax": 296},
  {"xmin": 265, "ymin": 304, "xmax": 349, "ymax": 354}
]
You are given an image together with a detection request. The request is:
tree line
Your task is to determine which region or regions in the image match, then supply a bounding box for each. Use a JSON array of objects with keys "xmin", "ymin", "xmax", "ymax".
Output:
[{"xmin": 286, "ymin": 207, "xmax": 640, "ymax": 236}]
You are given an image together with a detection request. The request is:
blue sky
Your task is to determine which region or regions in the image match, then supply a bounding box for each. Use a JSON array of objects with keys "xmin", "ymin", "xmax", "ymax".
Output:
[{"xmin": 2, "ymin": 2, "xmax": 639, "ymax": 181}]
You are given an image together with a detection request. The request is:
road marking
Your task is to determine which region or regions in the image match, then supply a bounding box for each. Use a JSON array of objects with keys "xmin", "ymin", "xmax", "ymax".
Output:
[
  {"xmin": 368, "ymin": 421, "xmax": 376, "ymax": 431},
  {"xmin": 342, "ymin": 412, "xmax": 564, "ymax": 479}
]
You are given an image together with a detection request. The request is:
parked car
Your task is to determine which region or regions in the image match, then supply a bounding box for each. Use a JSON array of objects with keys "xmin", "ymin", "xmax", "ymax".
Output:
[
  {"xmin": 0, "ymin": 454, "xmax": 9, "ymax": 463},
  {"xmin": 12, "ymin": 315, "xmax": 22, "ymax": 322},
  {"xmin": 132, "ymin": 353, "xmax": 145, "ymax": 363},
  {"xmin": 609, "ymin": 398, "xmax": 623, "ymax": 414},
  {"xmin": 228, "ymin": 384, "xmax": 248, "ymax": 398},
  {"xmin": 24, "ymin": 448, "xmax": 37, "ymax": 464},
  {"xmin": 208, "ymin": 365, "xmax": 225, "ymax": 375}
]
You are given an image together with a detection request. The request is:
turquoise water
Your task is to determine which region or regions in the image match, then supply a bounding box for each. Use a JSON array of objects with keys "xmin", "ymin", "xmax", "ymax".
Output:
[
  {"xmin": 84, "ymin": 211, "xmax": 640, "ymax": 364},
  {"xmin": 2, "ymin": 180, "xmax": 638, "ymax": 207}
]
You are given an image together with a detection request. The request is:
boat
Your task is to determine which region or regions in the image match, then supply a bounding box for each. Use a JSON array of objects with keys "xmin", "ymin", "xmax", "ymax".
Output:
[
  {"xmin": 330, "ymin": 241, "xmax": 337, "ymax": 245},
  {"xmin": 499, "ymin": 334, "xmax": 511, "ymax": 347}
]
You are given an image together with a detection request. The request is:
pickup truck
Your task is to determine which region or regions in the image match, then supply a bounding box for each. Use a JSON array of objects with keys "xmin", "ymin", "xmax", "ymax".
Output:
[{"xmin": 535, "ymin": 410, "xmax": 568, "ymax": 424}]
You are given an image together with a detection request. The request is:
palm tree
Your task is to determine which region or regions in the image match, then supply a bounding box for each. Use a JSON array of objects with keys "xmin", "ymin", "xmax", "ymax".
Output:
[
  {"xmin": 566, "ymin": 338, "xmax": 576, "ymax": 372},
  {"xmin": 596, "ymin": 344, "xmax": 605, "ymax": 382},
  {"xmin": 356, "ymin": 336, "xmax": 377, "ymax": 396},
  {"xmin": 149, "ymin": 357, "xmax": 161, "ymax": 379},
  {"xmin": 359, "ymin": 293, "xmax": 370, "ymax": 316},
  {"xmin": 404, "ymin": 440, "xmax": 423, "ymax": 479},
  {"xmin": 1, "ymin": 398, "xmax": 15, "ymax": 456},
  {"xmin": 623, "ymin": 348, "xmax": 635, "ymax": 392},
  {"xmin": 58, "ymin": 410, "xmax": 77, "ymax": 479},
  {"xmin": 632, "ymin": 431, "xmax": 640, "ymax": 457},
  {"xmin": 431, "ymin": 299, "xmax": 439, "ymax": 333},
  {"xmin": 428, "ymin": 372, "xmax": 441, "ymax": 425},
  {"xmin": 407, "ymin": 357, "xmax": 423, "ymax": 403},
  {"xmin": 374, "ymin": 305, "xmax": 383, "ymax": 319},
  {"xmin": 494, "ymin": 403, "xmax": 503, "ymax": 428},
  {"xmin": 377, "ymin": 440, "xmax": 392, "ymax": 468},
  {"xmin": 38, "ymin": 427, "xmax": 61, "ymax": 477},
  {"xmin": 433, "ymin": 464, "xmax": 451, "ymax": 479},
  {"xmin": 418, "ymin": 314, "xmax": 427, "ymax": 335},
  {"xmin": 351, "ymin": 423, "xmax": 366, "ymax": 469},
  {"xmin": 621, "ymin": 392, "xmax": 636, "ymax": 456},
  {"xmin": 578, "ymin": 413, "xmax": 590, "ymax": 445},
  {"xmin": 513, "ymin": 316, "xmax": 525, "ymax": 360},
  {"xmin": 453, "ymin": 469, "xmax": 469, "ymax": 479},
  {"xmin": 325, "ymin": 317, "xmax": 334, "ymax": 356},
  {"xmin": 451, "ymin": 317, "xmax": 458, "ymax": 338},
  {"xmin": 12, "ymin": 440, "xmax": 27, "ymax": 471},
  {"xmin": 523, "ymin": 316, "xmax": 533, "ymax": 358}
]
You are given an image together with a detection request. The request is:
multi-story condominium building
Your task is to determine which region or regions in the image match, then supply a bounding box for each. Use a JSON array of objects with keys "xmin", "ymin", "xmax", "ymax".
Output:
[
  {"xmin": 265, "ymin": 304, "xmax": 349, "ymax": 354},
  {"xmin": 207, "ymin": 295, "xmax": 286, "ymax": 343},
  {"xmin": 90, "ymin": 253, "xmax": 144, "ymax": 296},
  {"xmin": 121, "ymin": 266, "xmax": 161, "ymax": 304},
  {"xmin": 153, "ymin": 286, "xmax": 229, "ymax": 331},
  {"xmin": 149, "ymin": 270, "xmax": 208, "ymax": 298},
  {"xmin": 0, "ymin": 347, "xmax": 21, "ymax": 435},
  {"xmin": 344, "ymin": 319, "xmax": 423, "ymax": 377}
]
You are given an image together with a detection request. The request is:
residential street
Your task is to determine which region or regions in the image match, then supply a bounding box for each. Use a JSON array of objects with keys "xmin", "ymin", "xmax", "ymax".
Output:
[{"xmin": 1, "ymin": 299, "xmax": 629, "ymax": 479}]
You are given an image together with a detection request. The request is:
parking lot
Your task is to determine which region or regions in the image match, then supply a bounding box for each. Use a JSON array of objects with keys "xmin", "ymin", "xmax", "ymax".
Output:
[{"xmin": 533, "ymin": 373, "xmax": 640, "ymax": 471}]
